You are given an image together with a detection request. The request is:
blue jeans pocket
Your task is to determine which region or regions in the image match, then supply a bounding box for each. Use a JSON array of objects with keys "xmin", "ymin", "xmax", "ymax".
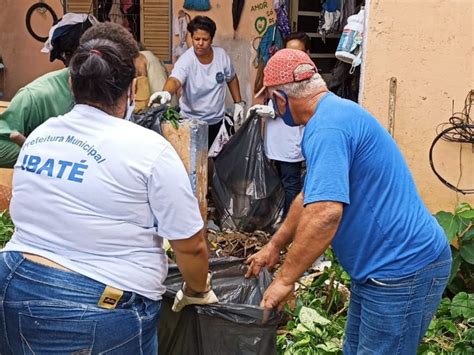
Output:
[
  {"xmin": 368, "ymin": 273, "xmax": 415, "ymax": 287},
  {"xmin": 19, "ymin": 311, "xmax": 96, "ymax": 354}
]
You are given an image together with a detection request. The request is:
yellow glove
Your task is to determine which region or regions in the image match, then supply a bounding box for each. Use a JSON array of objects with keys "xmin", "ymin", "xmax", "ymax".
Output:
[{"xmin": 172, "ymin": 273, "xmax": 219, "ymax": 312}]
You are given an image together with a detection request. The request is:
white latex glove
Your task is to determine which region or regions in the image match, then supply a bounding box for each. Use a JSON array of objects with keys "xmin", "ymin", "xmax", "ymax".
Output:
[
  {"xmin": 233, "ymin": 101, "xmax": 246, "ymax": 128},
  {"xmin": 247, "ymin": 104, "xmax": 275, "ymax": 120},
  {"xmin": 148, "ymin": 91, "xmax": 171, "ymax": 107},
  {"xmin": 172, "ymin": 273, "xmax": 219, "ymax": 312}
]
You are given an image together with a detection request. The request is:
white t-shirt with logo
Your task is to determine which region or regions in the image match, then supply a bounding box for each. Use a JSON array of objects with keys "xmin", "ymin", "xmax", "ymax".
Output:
[
  {"xmin": 171, "ymin": 46, "xmax": 235, "ymax": 125},
  {"xmin": 4, "ymin": 104, "xmax": 203, "ymax": 301},
  {"xmin": 264, "ymin": 101, "xmax": 305, "ymax": 162}
]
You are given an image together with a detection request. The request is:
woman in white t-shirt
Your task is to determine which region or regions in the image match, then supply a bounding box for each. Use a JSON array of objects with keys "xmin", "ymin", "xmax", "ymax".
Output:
[
  {"xmin": 0, "ymin": 34, "xmax": 216, "ymax": 353},
  {"xmin": 150, "ymin": 16, "xmax": 245, "ymax": 148}
]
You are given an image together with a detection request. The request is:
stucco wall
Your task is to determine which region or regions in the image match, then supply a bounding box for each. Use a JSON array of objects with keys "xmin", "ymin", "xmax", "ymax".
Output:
[
  {"xmin": 172, "ymin": 0, "xmax": 276, "ymax": 107},
  {"xmin": 361, "ymin": 0, "xmax": 474, "ymax": 212},
  {"xmin": 0, "ymin": 0, "xmax": 64, "ymax": 100}
]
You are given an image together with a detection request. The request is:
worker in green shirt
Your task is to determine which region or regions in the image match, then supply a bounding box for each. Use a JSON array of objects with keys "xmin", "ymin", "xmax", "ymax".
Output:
[
  {"xmin": 0, "ymin": 69, "xmax": 73, "ymax": 167},
  {"xmin": 0, "ymin": 17, "xmax": 142, "ymax": 168}
]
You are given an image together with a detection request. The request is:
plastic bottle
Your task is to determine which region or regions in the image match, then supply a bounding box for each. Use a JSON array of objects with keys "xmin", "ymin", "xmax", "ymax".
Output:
[{"xmin": 335, "ymin": 8, "xmax": 365, "ymax": 65}]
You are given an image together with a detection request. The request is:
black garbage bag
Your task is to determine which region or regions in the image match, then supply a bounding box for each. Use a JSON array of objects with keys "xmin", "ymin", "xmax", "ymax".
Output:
[
  {"xmin": 129, "ymin": 105, "xmax": 168, "ymax": 135},
  {"xmin": 212, "ymin": 112, "xmax": 284, "ymax": 232},
  {"xmin": 158, "ymin": 258, "xmax": 279, "ymax": 355}
]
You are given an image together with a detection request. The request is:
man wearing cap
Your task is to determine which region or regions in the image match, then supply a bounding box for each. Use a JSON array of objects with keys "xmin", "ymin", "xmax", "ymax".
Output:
[{"xmin": 245, "ymin": 49, "xmax": 451, "ymax": 353}]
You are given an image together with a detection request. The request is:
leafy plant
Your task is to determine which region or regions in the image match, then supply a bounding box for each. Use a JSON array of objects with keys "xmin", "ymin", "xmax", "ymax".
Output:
[
  {"xmin": 277, "ymin": 250, "xmax": 349, "ymax": 354},
  {"xmin": 418, "ymin": 293, "xmax": 474, "ymax": 354},
  {"xmin": 435, "ymin": 203, "xmax": 474, "ymax": 293},
  {"xmin": 0, "ymin": 210, "xmax": 14, "ymax": 248},
  {"xmin": 161, "ymin": 107, "xmax": 181, "ymax": 129}
]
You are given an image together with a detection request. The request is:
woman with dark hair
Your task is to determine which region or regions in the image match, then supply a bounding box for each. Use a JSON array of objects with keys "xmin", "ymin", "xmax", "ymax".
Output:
[
  {"xmin": 284, "ymin": 31, "xmax": 311, "ymax": 53},
  {"xmin": 150, "ymin": 15, "xmax": 244, "ymax": 148},
  {"xmin": 0, "ymin": 38, "xmax": 216, "ymax": 353}
]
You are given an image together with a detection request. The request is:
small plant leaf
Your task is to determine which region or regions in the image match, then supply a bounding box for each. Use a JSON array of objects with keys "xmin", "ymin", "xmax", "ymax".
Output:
[
  {"xmin": 435, "ymin": 211, "xmax": 458, "ymax": 242},
  {"xmin": 458, "ymin": 209, "xmax": 474, "ymax": 219},
  {"xmin": 459, "ymin": 241, "xmax": 474, "ymax": 265},
  {"xmin": 451, "ymin": 292, "xmax": 474, "ymax": 319},
  {"xmin": 299, "ymin": 306, "xmax": 330, "ymax": 327}
]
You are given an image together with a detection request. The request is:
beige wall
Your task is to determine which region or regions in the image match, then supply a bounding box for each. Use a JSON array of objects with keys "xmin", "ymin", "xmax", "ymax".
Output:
[
  {"xmin": 0, "ymin": 0, "xmax": 63, "ymax": 100},
  {"xmin": 172, "ymin": 0, "xmax": 276, "ymax": 106},
  {"xmin": 361, "ymin": 0, "xmax": 474, "ymax": 212}
]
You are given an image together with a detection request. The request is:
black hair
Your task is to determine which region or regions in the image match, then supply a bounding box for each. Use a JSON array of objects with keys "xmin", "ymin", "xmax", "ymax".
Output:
[
  {"xmin": 187, "ymin": 16, "xmax": 217, "ymax": 39},
  {"xmin": 80, "ymin": 22, "xmax": 140, "ymax": 59},
  {"xmin": 284, "ymin": 32, "xmax": 311, "ymax": 52},
  {"xmin": 69, "ymin": 39, "xmax": 136, "ymax": 107}
]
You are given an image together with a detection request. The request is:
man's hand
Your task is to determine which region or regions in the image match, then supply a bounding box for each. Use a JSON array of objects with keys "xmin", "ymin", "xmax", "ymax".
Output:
[
  {"xmin": 247, "ymin": 104, "xmax": 275, "ymax": 120},
  {"xmin": 244, "ymin": 241, "xmax": 280, "ymax": 278},
  {"xmin": 149, "ymin": 91, "xmax": 171, "ymax": 106},
  {"xmin": 260, "ymin": 278, "xmax": 294, "ymax": 311},
  {"xmin": 233, "ymin": 101, "xmax": 246, "ymax": 128},
  {"xmin": 172, "ymin": 273, "xmax": 219, "ymax": 312},
  {"xmin": 9, "ymin": 131, "xmax": 26, "ymax": 147}
]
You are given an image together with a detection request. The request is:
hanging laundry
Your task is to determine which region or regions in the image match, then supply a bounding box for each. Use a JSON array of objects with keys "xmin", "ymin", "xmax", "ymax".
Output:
[
  {"xmin": 120, "ymin": 0, "xmax": 134, "ymax": 31},
  {"xmin": 273, "ymin": 0, "xmax": 291, "ymax": 38},
  {"xmin": 109, "ymin": 0, "xmax": 125, "ymax": 26},
  {"xmin": 232, "ymin": 0, "xmax": 245, "ymax": 32},
  {"xmin": 258, "ymin": 25, "xmax": 282, "ymax": 64},
  {"xmin": 183, "ymin": 0, "xmax": 210, "ymax": 11},
  {"xmin": 253, "ymin": 25, "xmax": 283, "ymax": 94},
  {"xmin": 338, "ymin": 0, "xmax": 357, "ymax": 32},
  {"xmin": 318, "ymin": 0, "xmax": 342, "ymax": 42},
  {"xmin": 41, "ymin": 13, "xmax": 98, "ymax": 62},
  {"xmin": 173, "ymin": 10, "xmax": 191, "ymax": 58},
  {"xmin": 41, "ymin": 13, "xmax": 98, "ymax": 54}
]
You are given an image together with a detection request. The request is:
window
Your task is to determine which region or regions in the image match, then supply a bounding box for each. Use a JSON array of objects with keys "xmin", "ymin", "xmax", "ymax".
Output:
[{"xmin": 65, "ymin": 0, "xmax": 171, "ymax": 62}]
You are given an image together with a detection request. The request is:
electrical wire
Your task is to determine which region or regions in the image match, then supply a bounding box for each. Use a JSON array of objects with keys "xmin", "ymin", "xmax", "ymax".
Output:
[{"xmin": 429, "ymin": 90, "xmax": 474, "ymax": 194}]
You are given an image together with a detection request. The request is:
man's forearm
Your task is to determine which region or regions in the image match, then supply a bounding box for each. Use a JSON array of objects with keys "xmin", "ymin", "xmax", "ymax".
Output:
[
  {"xmin": 227, "ymin": 76, "xmax": 242, "ymax": 103},
  {"xmin": 270, "ymin": 192, "xmax": 304, "ymax": 250},
  {"xmin": 277, "ymin": 202, "xmax": 343, "ymax": 286}
]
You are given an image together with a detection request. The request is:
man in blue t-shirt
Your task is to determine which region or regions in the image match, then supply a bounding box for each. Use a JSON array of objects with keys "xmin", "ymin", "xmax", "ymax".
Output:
[{"xmin": 245, "ymin": 49, "xmax": 451, "ymax": 354}]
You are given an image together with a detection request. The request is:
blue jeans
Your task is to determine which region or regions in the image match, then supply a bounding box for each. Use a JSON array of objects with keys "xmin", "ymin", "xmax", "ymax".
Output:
[
  {"xmin": 274, "ymin": 160, "xmax": 302, "ymax": 217},
  {"xmin": 0, "ymin": 251, "xmax": 161, "ymax": 354},
  {"xmin": 343, "ymin": 243, "xmax": 451, "ymax": 354}
]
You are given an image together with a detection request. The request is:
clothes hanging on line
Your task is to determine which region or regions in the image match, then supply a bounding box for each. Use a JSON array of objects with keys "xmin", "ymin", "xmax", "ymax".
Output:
[
  {"xmin": 275, "ymin": 3, "xmax": 291, "ymax": 38},
  {"xmin": 173, "ymin": 10, "xmax": 191, "ymax": 58},
  {"xmin": 318, "ymin": 0, "xmax": 342, "ymax": 42},
  {"xmin": 183, "ymin": 0, "xmax": 210, "ymax": 11}
]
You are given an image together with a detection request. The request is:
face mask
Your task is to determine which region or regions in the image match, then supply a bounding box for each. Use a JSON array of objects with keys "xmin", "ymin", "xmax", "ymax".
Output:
[
  {"xmin": 271, "ymin": 91, "xmax": 297, "ymax": 127},
  {"xmin": 124, "ymin": 96, "xmax": 135, "ymax": 121}
]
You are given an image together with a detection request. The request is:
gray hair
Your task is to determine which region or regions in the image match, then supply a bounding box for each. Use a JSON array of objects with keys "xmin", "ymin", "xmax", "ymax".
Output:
[{"xmin": 274, "ymin": 65, "xmax": 327, "ymax": 98}]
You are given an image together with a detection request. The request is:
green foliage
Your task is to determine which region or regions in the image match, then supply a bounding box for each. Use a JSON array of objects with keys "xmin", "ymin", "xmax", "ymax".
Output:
[
  {"xmin": 277, "ymin": 250, "xmax": 349, "ymax": 354},
  {"xmin": 0, "ymin": 210, "xmax": 14, "ymax": 248},
  {"xmin": 434, "ymin": 203, "xmax": 474, "ymax": 293},
  {"xmin": 161, "ymin": 107, "xmax": 181, "ymax": 129},
  {"xmin": 418, "ymin": 294, "xmax": 474, "ymax": 354}
]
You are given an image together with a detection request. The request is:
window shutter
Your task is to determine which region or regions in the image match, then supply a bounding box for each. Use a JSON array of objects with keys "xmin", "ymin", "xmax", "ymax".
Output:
[
  {"xmin": 141, "ymin": 0, "xmax": 171, "ymax": 62},
  {"xmin": 66, "ymin": 0, "xmax": 95, "ymax": 14}
]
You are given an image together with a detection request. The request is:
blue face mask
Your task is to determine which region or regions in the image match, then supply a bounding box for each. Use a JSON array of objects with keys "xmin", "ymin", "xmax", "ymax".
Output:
[{"xmin": 271, "ymin": 91, "xmax": 297, "ymax": 127}]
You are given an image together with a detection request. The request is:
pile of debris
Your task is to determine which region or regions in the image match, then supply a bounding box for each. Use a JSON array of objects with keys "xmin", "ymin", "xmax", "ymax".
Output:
[{"xmin": 207, "ymin": 229, "xmax": 272, "ymax": 259}]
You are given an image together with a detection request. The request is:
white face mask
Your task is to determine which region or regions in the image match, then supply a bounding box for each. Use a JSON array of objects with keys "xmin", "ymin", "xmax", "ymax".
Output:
[{"xmin": 124, "ymin": 96, "xmax": 135, "ymax": 121}]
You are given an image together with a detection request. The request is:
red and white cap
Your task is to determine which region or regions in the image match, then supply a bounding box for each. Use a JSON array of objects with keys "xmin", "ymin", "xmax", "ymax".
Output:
[{"xmin": 256, "ymin": 48, "xmax": 318, "ymax": 97}]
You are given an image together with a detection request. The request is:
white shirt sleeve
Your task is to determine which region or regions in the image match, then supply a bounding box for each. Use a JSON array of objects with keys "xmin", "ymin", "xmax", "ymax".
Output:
[
  {"xmin": 170, "ymin": 55, "xmax": 189, "ymax": 86},
  {"xmin": 147, "ymin": 145, "xmax": 203, "ymax": 240}
]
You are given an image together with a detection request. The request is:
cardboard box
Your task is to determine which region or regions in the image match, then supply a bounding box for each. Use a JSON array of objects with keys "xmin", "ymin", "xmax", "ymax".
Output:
[
  {"xmin": 0, "ymin": 168, "xmax": 13, "ymax": 211},
  {"xmin": 161, "ymin": 120, "xmax": 208, "ymax": 222}
]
